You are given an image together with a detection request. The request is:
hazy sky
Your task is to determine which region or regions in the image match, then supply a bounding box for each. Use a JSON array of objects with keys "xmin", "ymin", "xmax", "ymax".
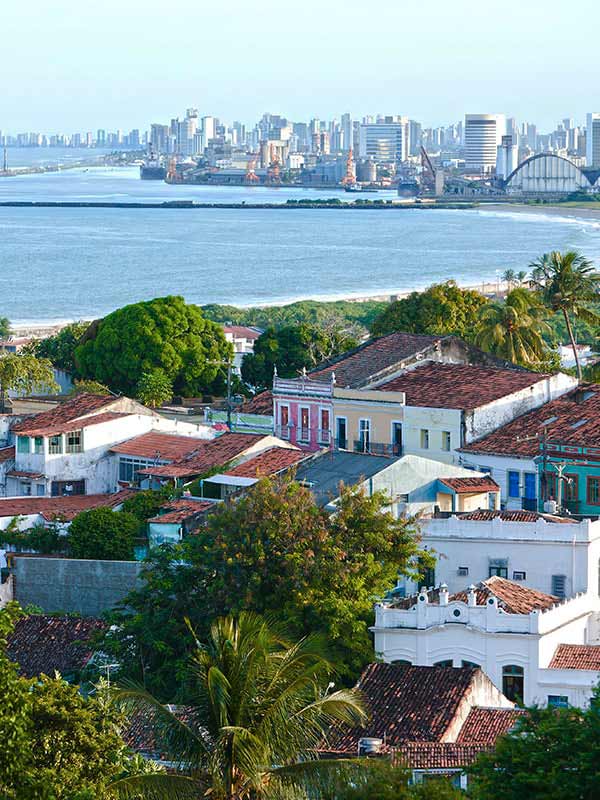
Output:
[{"xmin": 2, "ymin": 0, "xmax": 599, "ymax": 133}]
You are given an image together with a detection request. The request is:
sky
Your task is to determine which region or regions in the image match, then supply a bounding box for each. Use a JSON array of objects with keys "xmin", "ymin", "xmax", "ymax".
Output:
[{"xmin": 2, "ymin": 0, "xmax": 599, "ymax": 134}]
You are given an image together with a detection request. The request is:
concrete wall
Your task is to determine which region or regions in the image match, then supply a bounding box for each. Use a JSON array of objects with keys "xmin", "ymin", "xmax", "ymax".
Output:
[
  {"xmin": 13, "ymin": 556, "xmax": 142, "ymax": 616},
  {"xmin": 458, "ymin": 451, "xmax": 537, "ymax": 508}
]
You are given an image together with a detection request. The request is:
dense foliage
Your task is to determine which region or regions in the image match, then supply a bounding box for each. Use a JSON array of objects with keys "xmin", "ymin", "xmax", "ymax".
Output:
[
  {"xmin": 114, "ymin": 613, "xmax": 367, "ymax": 800},
  {"xmin": 370, "ymin": 281, "xmax": 489, "ymax": 339},
  {"xmin": 0, "ymin": 520, "xmax": 65, "ymax": 555},
  {"xmin": 468, "ymin": 686, "xmax": 600, "ymax": 799},
  {"xmin": 202, "ymin": 298, "xmax": 386, "ymax": 330},
  {"xmin": 69, "ymin": 379, "xmax": 112, "ymax": 396},
  {"xmin": 241, "ymin": 320, "xmax": 361, "ymax": 389},
  {"xmin": 329, "ymin": 761, "xmax": 462, "ymax": 800},
  {"xmin": 0, "ymin": 352, "xmax": 58, "ymax": 410},
  {"xmin": 68, "ymin": 508, "xmax": 140, "ymax": 561},
  {"xmin": 75, "ymin": 296, "xmax": 233, "ymax": 396},
  {"xmin": 135, "ymin": 369, "xmax": 173, "ymax": 407},
  {"xmin": 30, "ymin": 321, "xmax": 90, "ymax": 374},
  {"xmin": 103, "ymin": 475, "xmax": 430, "ymax": 700},
  {"xmin": 0, "ymin": 602, "xmax": 160, "ymax": 799},
  {"xmin": 120, "ymin": 489, "xmax": 172, "ymax": 525},
  {"xmin": 0, "ymin": 316, "xmax": 11, "ymax": 339}
]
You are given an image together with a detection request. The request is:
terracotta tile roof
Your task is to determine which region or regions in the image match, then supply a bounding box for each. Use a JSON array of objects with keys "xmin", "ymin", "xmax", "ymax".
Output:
[
  {"xmin": 224, "ymin": 447, "xmax": 305, "ymax": 477},
  {"xmin": 396, "ymin": 741, "xmax": 491, "ymax": 769},
  {"xmin": 438, "ymin": 476, "xmax": 500, "ymax": 493},
  {"xmin": 456, "ymin": 708, "xmax": 524, "ymax": 744},
  {"xmin": 223, "ymin": 325, "xmax": 262, "ymax": 340},
  {"xmin": 0, "ymin": 490, "xmax": 135, "ymax": 522},
  {"xmin": 12, "ymin": 393, "xmax": 117, "ymax": 436},
  {"xmin": 123, "ymin": 706, "xmax": 199, "ymax": 757},
  {"xmin": 394, "ymin": 577, "xmax": 558, "ymax": 615},
  {"xmin": 549, "ymin": 644, "xmax": 600, "ymax": 670},
  {"xmin": 6, "ymin": 469, "xmax": 45, "ymax": 479},
  {"xmin": 7, "ymin": 614, "xmax": 106, "ymax": 678},
  {"xmin": 238, "ymin": 391, "xmax": 273, "ymax": 415},
  {"xmin": 17, "ymin": 410, "xmax": 132, "ymax": 438},
  {"xmin": 0, "ymin": 446, "xmax": 15, "ymax": 463},
  {"xmin": 148, "ymin": 499, "xmax": 214, "ymax": 524},
  {"xmin": 139, "ymin": 433, "xmax": 266, "ymax": 479},
  {"xmin": 456, "ymin": 509, "xmax": 573, "ymax": 523},
  {"xmin": 460, "ymin": 384, "xmax": 600, "ymax": 458},
  {"xmin": 377, "ymin": 362, "xmax": 547, "ymax": 410},
  {"xmin": 324, "ymin": 663, "xmax": 479, "ymax": 753},
  {"xmin": 110, "ymin": 432, "xmax": 208, "ymax": 461},
  {"xmin": 311, "ymin": 332, "xmax": 444, "ymax": 388}
]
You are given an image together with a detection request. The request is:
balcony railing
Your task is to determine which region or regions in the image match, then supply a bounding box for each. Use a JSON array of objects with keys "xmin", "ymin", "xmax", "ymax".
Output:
[
  {"xmin": 273, "ymin": 376, "xmax": 333, "ymax": 399},
  {"xmin": 353, "ymin": 440, "xmax": 403, "ymax": 457},
  {"xmin": 275, "ymin": 424, "xmax": 291, "ymax": 440},
  {"xmin": 297, "ymin": 427, "xmax": 311, "ymax": 443},
  {"xmin": 317, "ymin": 429, "xmax": 331, "ymax": 446}
]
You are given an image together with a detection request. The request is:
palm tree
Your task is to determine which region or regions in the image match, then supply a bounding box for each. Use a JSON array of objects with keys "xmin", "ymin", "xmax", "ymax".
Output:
[
  {"xmin": 516, "ymin": 270, "xmax": 528, "ymax": 286},
  {"xmin": 475, "ymin": 288, "xmax": 551, "ymax": 368},
  {"xmin": 501, "ymin": 268, "xmax": 517, "ymax": 288},
  {"xmin": 529, "ymin": 250, "xmax": 600, "ymax": 380},
  {"xmin": 110, "ymin": 613, "xmax": 367, "ymax": 800}
]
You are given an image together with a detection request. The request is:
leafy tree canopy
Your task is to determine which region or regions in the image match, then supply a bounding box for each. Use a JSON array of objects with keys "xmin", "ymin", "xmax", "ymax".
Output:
[
  {"xmin": 120, "ymin": 488, "xmax": 173, "ymax": 525},
  {"xmin": 103, "ymin": 475, "xmax": 430, "ymax": 700},
  {"xmin": 68, "ymin": 507, "xmax": 140, "ymax": 561},
  {"xmin": 202, "ymin": 298, "xmax": 386, "ymax": 330},
  {"xmin": 135, "ymin": 369, "xmax": 173, "ymax": 408},
  {"xmin": 241, "ymin": 318, "xmax": 362, "ymax": 389},
  {"xmin": 0, "ymin": 353, "xmax": 58, "ymax": 411},
  {"xmin": 468, "ymin": 686, "xmax": 600, "ymax": 799},
  {"xmin": 0, "ymin": 316, "xmax": 11, "ymax": 339},
  {"xmin": 370, "ymin": 281, "xmax": 489, "ymax": 340},
  {"xmin": 29, "ymin": 321, "xmax": 90, "ymax": 374},
  {"xmin": 329, "ymin": 760, "xmax": 462, "ymax": 800},
  {"xmin": 69, "ymin": 379, "xmax": 112, "ymax": 396},
  {"xmin": 74, "ymin": 296, "xmax": 233, "ymax": 397}
]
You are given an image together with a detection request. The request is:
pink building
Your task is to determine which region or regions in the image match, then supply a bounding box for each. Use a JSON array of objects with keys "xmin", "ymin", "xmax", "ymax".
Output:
[{"xmin": 272, "ymin": 370, "xmax": 334, "ymax": 452}]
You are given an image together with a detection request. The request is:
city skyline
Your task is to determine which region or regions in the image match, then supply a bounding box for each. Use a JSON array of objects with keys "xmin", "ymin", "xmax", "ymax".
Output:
[{"xmin": 4, "ymin": 0, "xmax": 600, "ymax": 131}]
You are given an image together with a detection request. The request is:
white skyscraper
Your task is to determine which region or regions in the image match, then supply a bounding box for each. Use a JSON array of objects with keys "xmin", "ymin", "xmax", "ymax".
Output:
[
  {"xmin": 464, "ymin": 114, "xmax": 506, "ymax": 173},
  {"xmin": 586, "ymin": 113, "xmax": 600, "ymax": 167},
  {"xmin": 358, "ymin": 118, "xmax": 409, "ymax": 163}
]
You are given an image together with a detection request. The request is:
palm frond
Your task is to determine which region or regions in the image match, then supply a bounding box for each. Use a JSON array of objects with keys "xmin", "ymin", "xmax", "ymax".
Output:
[{"xmin": 109, "ymin": 772, "xmax": 202, "ymax": 800}]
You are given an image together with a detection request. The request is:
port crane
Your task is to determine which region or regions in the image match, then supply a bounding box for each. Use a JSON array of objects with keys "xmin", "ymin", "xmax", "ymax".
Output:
[
  {"xmin": 244, "ymin": 152, "xmax": 260, "ymax": 183},
  {"xmin": 266, "ymin": 143, "xmax": 281, "ymax": 185},
  {"xmin": 341, "ymin": 148, "xmax": 357, "ymax": 186},
  {"xmin": 420, "ymin": 146, "xmax": 437, "ymax": 193}
]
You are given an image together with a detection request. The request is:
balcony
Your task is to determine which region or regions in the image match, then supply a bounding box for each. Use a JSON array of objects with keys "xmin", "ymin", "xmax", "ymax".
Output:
[
  {"xmin": 353, "ymin": 440, "xmax": 403, "ymax": 457},
  {"xmin": 274, "ymin": 424, "xmax": 291, "ymax": 440}
]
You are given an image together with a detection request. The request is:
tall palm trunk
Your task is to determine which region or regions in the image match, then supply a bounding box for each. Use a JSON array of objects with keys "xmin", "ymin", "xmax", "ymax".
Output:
[{"xmin": 563, "ymin": 309, "xmax": 582, "ymax": 381}]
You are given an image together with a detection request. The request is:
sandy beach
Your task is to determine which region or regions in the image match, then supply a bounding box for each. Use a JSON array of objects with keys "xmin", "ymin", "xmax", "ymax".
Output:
[{"xmin": 477, "ymin": 202, "xmax": 600, "ymax": 221}]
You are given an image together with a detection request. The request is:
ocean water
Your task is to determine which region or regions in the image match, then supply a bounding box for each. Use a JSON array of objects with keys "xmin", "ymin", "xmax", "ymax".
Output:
[{"xmin": 1, "ymin": 165, "xmax": 600, "ymax": 323}]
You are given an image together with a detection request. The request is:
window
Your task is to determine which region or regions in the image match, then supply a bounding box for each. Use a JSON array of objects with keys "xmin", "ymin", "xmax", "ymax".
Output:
[
  {"xmin": 119, "ymin": 457, "xmax": 154, "ymax": 484},
  {"xmin": 21, "ymin": 481, "xmax": 31, "ymax": 496},
  {"xmin": 442, "ymin": 431, "xmax": 451, "ymax": 451},
  {"xmin": 457, "ymin": 566, "xmax": 469, "ymax": 576},
  {"xmin": 66, "ymin": 430, "xmax": 82, "ymax": 454},
  {"xmin": 418, "ymin": 563, "xmax": 435, "ymax": 590},
  {"xmin": 279, "ymin": 405, "xmax": 289, "ymax": 438},
  {"xmin": 17, "ymin": 436, "xmax": 30, "ymax": 454},
  {"xmin": 336, "ymin": 417, "xmax": 347, "ymax": 450},
  {"xmin": 420, "ymin": 429, "xmax": 429, "ymax": 449},
  {"xmin": 391, "ymin": 422, "xmax": 403, "ymax": 456},
  {"xmin": 34, "ymin": 437, "xmax": 43, "ymax": 455},
  {"xmin": 513, "ymin": 571, "xmax": 526, "ymax": 581},
  {"xmin": 489, "ymin": 559, "xmax": 508, "ymax": 579},
  {"xmin": 36, "ymin": 484, "xmax": 45, "ymax": 496},
  {"xmin": 434, "ymin": 659, "xmax": 453, "ymax": 667},
  {"xmin": 319, "ymin": 408, "xmax": 330, "ymax": 444},
  {"xmin": 502, "ymin": 665, "xmax": 524, "ymax": 704},
  {"xmin": 51, "ymin": 480, "xmax": 85, "ymax": 497},
  {"xmin": 548, "ymin": 695, "xmax": 569, "ymax": 708},
  {"xmin": 461, "ymin": 660, "xmax": 480, "ymax": 668},
  {"xmin": 588, "ymin": 477, "xmax": 600, "ymax": 506},
  {"xmin": 298, "ymin": 407, "xmax": 310, "ymax": 443},
  {"xmin": 48, "ymin": 435, "xmax": 63, "ymax": 455},
  {"xmin": 523, "ymin": 472, "xmax": 537, "ymax": 509},
  {"xmin": 358, "ymin": 419, "xmax": 371, "ymax": 452},
  {"xmin": 508, "ymin": 470, "xmax": 520, "ymax": 498},
  {"xmin": 552, "ymin": 574, "xmax": 567, "ymax": 598},
  {"xmin": 563, "ymin": 473, "xmax": 578, "ymax": 503},
  {"xmin": 391, "ymin": 659, "xmax": 412, "ymax": 666}
]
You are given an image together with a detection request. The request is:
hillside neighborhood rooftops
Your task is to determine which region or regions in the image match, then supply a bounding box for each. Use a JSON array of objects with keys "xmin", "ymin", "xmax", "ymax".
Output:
[
  {"xmin": 139, "ymin": 432, "xmax": 268, "ymax": 479},
  {"xmin": 311, "ymin": 332, "xmax": 444, "ymax": 387},
  {"xmin": 0, "ymin": 490, "xmax": 134, "ymax": 522},
  {"xmin": 238, "ymin": 391, "xmax": 273, "ymax": 416},
  {"xmin": 11, "ymin": 393, "xmax": 117, "ymax": 436},
  {"xmin": 147, "ymin": 498, "xmax": 214, "ymax": 524},
  {"xmin": 456, "ymin": 707, "xmax": 524, "ymax": 744},
  {"xmin": 110, "ymin": 431, "xmax": 207, "ymax": 461},
  {"xmin": 549, "ymin": 644, "xmax": 600, "ymax": 671},
  {"xmin": 7, "ymin": 614, "xmax": 105, "ymax": 678},
  {"xmin": 395, "ymin": 742, "xmax": 491, "ymax": 770},
  {"xmin": 224, "ymin": 447, "xmax": 305, "ymax": 478},
  {"xmin": 377, "ymin": 362, "xmax": 548, "ymax": 410},
  {"xmin": 460, "ymin": 384, "xmax": 600, "ymax": 458},
  {"xmin": 394, "ymin": 577, "xmax": 559, "ymax": 615},
  {"xmin": 323, "ymin": 663, "xmax": 509, "ymax": 753}
]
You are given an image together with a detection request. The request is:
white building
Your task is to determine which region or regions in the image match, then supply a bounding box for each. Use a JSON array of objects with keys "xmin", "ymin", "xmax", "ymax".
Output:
[
  {"xmin": 222, "ymin": 325, "xmax": 262, "ymax": 374},
  {"xmin": 586, "ymin": 112, "xmax": 600, "ymax": 167},
  {"xmin": 464, "ymin": 114, "xmax": 506, "ymax": 173},
  {"xmin": 374, "ymin": 577, "xmax": 600, "ymax": 708},
  {"xmin": 358, "ymin": 119, "xmax": 408, "ymax": 163},
  {"xmin": 6, "ymin": 393, "xmax": 215, "ymax": 497},
  {"xmin": 399, "ymin": 510, "xmax": 600, "ymax": 599}
]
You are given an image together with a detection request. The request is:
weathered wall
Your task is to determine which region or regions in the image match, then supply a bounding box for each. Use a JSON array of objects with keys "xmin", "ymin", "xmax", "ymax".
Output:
[{"xmin": 13, "ymin": 556, "xmax": 142, "ymax": 616}]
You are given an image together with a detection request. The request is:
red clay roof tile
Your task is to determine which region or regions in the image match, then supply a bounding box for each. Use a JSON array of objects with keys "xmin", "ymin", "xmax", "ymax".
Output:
[
  {"xmin": 0, "ymin": 490, "xmax": 135, "ymax": 522},
  {"xmin": 224, "ymin": 447, "xmax": 304, "ymax": 477},
  {"xmin": 110, "ymin": 432, "xmax": 209, "ymax": 461},
  {"xmin": 549, "ymin": 644, "xmax": 600, "ymax": 670},
  {"xmin": 238, "ymin": 391, "xmax": 273, "ymax": 415},
  {"xmin": 456, "ymin": 509, "xmax": 573, "ymax": 523},
  {"xmin": 439, "ymin": 476, "xmax": 500, "ymax": 493},
  {"xmin": 377, "ymin": 362, "xmax": 547, "ymax": 410},
  {"xmin": 395, "ymin": 741, "xmax": 492, "ymax": 769},
  {"xmin": 0, "ymin": 446, "xmax": 15, "ymax": 463},
  {"xmin": 456, "ymin": 707, "xmax": 524, "ymax": 744},
  {"xmin": 140, "ymin": 433, "xmax": 266, "ymax": 479},
  {"xmin": 12, "ymin": 393, "xmax": 117, "ymax": 436},
  {"xmin": 147, "ymin": 499, "xmax": 214, "ymax": 524}
]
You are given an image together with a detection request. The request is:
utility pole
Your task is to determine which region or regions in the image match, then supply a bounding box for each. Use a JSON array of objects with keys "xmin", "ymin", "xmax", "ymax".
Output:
[{"xmin": 207, "ymin": 360, "xmax": 235, "ymax": 429}]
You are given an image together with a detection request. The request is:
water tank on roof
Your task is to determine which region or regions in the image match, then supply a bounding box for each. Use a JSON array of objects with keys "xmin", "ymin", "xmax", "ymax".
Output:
[{"xmin": 358, "ymin": 737, "xmax": 383, "ymax": 756}]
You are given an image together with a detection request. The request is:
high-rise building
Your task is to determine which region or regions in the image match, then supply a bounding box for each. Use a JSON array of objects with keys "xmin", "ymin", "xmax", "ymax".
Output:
[
  {"xmin": 464, "ymin": 114, "xmax": 506, "ymax": 172},
  {"xmin": 496, "ymin": 135, "xmax": 518, "ymax": 179},
  {"xmin": 341, "ymin": 113, "xmax": 353, "ymax": 152},
  {"xmin": 408, "ymin": 120, "xmax": 422, "ymax": 156},
  {"xmin": 586, "ymin": 113, "xmax": 600, "ymax": 167},
  {"xmin": 358, "ymin": 118, "xmax": 409, "ymax": 163}
]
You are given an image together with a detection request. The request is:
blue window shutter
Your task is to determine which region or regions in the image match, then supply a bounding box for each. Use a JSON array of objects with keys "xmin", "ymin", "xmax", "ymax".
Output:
[{"xmin": 508, "ymin": 471, "xmax": 520, "ymax": 497}]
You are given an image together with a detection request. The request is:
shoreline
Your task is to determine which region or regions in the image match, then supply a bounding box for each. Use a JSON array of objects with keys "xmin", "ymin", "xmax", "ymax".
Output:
[
  {"xmin": 8, "ymin": 280, "xmax": 509, "ymax": 338},
  {"xmin": 474, "ymin": 202, "xmax": 600, "ymax": 222}
]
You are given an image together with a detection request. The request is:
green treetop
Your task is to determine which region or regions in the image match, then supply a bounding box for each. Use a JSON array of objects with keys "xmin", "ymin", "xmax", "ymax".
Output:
[{"xmin": 0, "ymin": 353, "xmax": 58, "ymax": 411}]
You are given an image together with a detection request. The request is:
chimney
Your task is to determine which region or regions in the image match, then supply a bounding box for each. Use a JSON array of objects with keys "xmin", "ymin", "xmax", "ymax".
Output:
[{"xmin": 439, "ymin": 583, "xmax": 449, "ymax": 606}]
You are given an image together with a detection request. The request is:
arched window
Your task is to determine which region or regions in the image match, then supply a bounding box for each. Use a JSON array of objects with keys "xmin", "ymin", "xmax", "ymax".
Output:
[
  {"xmin": 502, "ymin": 665, "xmax": 524, "ymax": 704},
  {"xmin": 461, "ymin": 660, "xmax": 480, "ymax": 669},
  {"xmin": 433, "ymin": 659, "xmax": 453, "ymax": 667},
  {"xmin": 391, "ymin": 659, "xmax": 412, "ymax": 666}
]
